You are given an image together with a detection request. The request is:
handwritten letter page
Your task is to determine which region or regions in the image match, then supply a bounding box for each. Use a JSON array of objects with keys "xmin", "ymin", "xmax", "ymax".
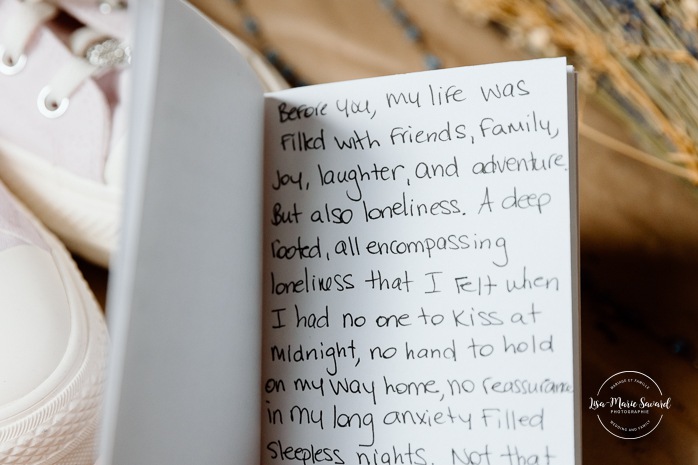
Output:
[{"xmin": 262, "ymin": 58, "xmax": 576, "ymax": 465}]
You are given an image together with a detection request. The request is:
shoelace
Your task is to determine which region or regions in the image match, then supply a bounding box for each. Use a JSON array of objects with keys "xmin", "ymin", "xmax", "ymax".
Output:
[
  {"xmin": 40, "ymin": 26, "xmax": 131, "ymax": 118},
  {"xmin": 0, "ymin": 0, "xmax": 57, "ymax": 75},
  {"xmin": 0, "ymin": 0, "xmax": 130, "ymax": 118}
]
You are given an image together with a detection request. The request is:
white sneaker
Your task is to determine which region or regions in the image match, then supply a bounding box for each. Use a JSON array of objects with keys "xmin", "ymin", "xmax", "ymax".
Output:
[
  {"xmin": 0, "ymin": 180, "xmax": 108, "ymax": 464},
  {"xmin": 0, "ymin": 0, "xmax": 285, "ymax": 267},
  {"xmin": 0, "ymin": 0, "xmax": 129, "ymax": 267}
]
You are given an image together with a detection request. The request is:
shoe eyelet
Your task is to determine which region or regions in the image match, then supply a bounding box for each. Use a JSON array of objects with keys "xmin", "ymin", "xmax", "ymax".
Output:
[
  {"xmin": 0, "ymin": 46, "xmax": 27, "ymax": 76},
  {"xmin": 37, "ymin": 86, "xmax": 69, "ymax": 118}
]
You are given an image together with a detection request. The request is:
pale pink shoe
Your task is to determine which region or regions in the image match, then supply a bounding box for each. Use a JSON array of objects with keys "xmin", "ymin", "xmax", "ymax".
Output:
[
  {"xmin": 0, "ymin": 179, "xmax": 108, "ymax": 464},
  {"xmin": 0, "ymin": 0, "xmax": 129, "ymax": 266},
  {"xmin": 0, "ymin": 0, "xmax": 285, "ymax": 267}
]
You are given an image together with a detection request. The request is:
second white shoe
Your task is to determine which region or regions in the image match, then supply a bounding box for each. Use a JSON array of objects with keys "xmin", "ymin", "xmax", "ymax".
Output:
[{"xmin": 0, "ymin": 180, "xmax": 108, "ymax": 464}]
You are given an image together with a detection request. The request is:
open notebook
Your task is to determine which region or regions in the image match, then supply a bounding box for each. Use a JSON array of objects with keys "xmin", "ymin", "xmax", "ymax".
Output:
[{"xmin": 99, "ymin": 1, "xmax": 580, "ymax": 464}]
